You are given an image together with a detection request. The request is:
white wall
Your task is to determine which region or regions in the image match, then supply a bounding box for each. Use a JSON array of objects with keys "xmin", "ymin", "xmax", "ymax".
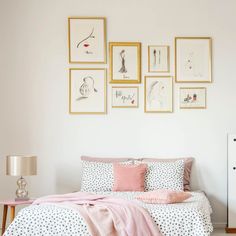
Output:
[{"xmin": 1, "ymin": 0, "xmax": 236, "ymax": 225}]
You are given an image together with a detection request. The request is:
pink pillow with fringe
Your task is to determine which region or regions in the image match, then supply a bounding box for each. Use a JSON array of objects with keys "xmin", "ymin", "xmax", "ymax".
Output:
[
  {"xmin": 136, "ymin": 189, "xmax": 192, "ymax": 204},
  {"xmin": 113, "ymin": 163, "xmax": 147, "ymax": 192}
]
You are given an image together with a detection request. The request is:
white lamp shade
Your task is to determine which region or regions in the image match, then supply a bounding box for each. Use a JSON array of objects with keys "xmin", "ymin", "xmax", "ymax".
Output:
[{"xmin": 6, "ymin": 155, "xmax": 37, "ymax": 176}]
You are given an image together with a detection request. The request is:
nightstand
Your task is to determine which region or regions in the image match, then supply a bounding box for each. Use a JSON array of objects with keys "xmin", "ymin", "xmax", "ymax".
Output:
[{"xmin": 0, "ymin": 199, "xmax": 34, "ymax": 235}]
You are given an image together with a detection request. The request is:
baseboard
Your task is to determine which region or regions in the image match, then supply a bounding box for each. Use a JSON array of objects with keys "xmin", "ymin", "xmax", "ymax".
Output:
[
  {"xmin": 225, "ymin": 227, "xmax": 236, "ymax": 233},
  {"xmin": 213, "ymin": 222, "xmax": 227, "ymax": 229}
]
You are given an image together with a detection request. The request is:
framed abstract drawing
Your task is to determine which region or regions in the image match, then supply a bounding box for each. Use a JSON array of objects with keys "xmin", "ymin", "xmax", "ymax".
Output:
[
  {"xmin": 69, "ymin": 68, "xmax": 107, "ymax": 114},
  {"xmin": 148, "ymin": 45, "xmax": 170, "ymax": 72},
  {"xmin": 179, "ymin": 87, "xmax": 206, "ymax": 109},
  {"xmin": 175, "ymin": 37, "xmax": 212, "ymax": 83},
  {"xmin": 109, "ymin": 42, "xmax": 141, "ymax": 84},
  {"xmin": 68, "ymin": 17, "xmax": 106, "ymax": 63},
  {"xmin": 112, "ymin": 86, "xmax": 139, "ymax": 108},
  {"xmin": 145, "ymin": 76, "xmax": 173, "ymax": 113}
]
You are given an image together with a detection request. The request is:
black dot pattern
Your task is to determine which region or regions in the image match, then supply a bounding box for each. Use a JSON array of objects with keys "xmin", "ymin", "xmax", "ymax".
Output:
[
  {"xmin": 144, "ymin": 160, "xmax": 185, "ymax": 191},
  {"xmin": 4, "ymin": 191, "xmax": 213, "ymax": 236},
  {"xmin": 4, "ymin": 204, "xmax": 90, "ymax": 236},
  {"xmin": 81, "ymin": 161, "xmax": 132, "ymax": 192}
]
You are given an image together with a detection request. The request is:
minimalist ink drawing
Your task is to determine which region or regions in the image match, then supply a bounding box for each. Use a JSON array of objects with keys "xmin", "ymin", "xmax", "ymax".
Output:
[
  {"xmin": 153, "ymin": 49, "xmax": 161, "ymax": 66},
  {"xmin": 119, "ymin": 50, "xmax": 127, "ymax": 73},
  {"xmin": 183, "ymin": 93, "xmax": 197, "ymax": 103},
  {"xmin": 148, "ymin": 81, "xmax": 166, "ymax": 108},
  {"xmin": 185, "ymin": 52, "xmax": 194, "ymax": 72},
  {"xmin": 184, "ymin": 94, "xmax": 192, "ymax": 103},
  {"xmin": 115, "ymin": 90, "xmax": 135, "ymax": 104},
  {"xmin": 77, "ymin": 76, "xmax": 98, "ymax": 101},
  {"xmin": 77, "ymin": 28, "xmax": 95, "ymax": 54},
  {"xmin": 184, "ymin": 52, "xmax": 203, "ymax": 78},
  {"xmin": 153, "ymin": 49, "xmax": 157, "ymax": 65},
  {"xmin": 148, "ymin": 81, "xmax": 159, "ymax": 104}
]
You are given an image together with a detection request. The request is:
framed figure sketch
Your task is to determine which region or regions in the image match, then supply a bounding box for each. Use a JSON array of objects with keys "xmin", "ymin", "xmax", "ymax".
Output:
[
  {"xmin": 109, "ymin": 42, "xmax": 141, "ymax": 83},
  {"xmin": 69, "ymin": 68, "xmax": 107, "ymax": 114},
  {"xmin": 145, "ymin": 76, "xmax": 173, "ymax": 113},
  {"xmin": 175, "ymin": 37, "xmax": 212, "ymax": 83},
  {"xmin": 148, "ymin": 45, "xmax": 170, "ymax": 72},
  {"xmin": 68, "ymin": 17, "xmax": 107, "ymax": 63}
]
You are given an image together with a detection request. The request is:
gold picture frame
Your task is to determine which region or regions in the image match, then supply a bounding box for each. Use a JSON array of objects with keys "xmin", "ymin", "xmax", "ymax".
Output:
[
  {"xmin": 148, "ymin": 45, "xmax": 170, "ymax": 73},
  {"xmin": 109, "ymin": 42, "xmax": 141, "ymax": 84},
  {"xmin": 175, "ymin": 37, "xmax": 212, "ymax": 83},
  {"xmin": 68, "ymin": 17, "xmax": 107, "ymax": 64},
  {"xmin": 69, "ymin": 68, "xmax": 107, "ymax": 114},
  {"xmin": 179, "ymin": 87, "xmax": 206, "ymax": 109},
  {"xmin": 111, "ymin": 86, "xmax": 139, "ymax": 108},
  {"xmin": 144, "ymin": 76, "xmax": 173, "ymax": 113}
]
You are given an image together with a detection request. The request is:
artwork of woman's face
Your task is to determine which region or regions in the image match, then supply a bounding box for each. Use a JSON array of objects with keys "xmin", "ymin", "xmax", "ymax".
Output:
[{"xmin": 77, "ymin": 28, "xmax": 95, "ymax": 55}]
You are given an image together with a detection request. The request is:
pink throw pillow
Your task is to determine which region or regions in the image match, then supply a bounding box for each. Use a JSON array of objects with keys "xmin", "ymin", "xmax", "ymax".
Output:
[
  {"xmin": 113, "ymin": 163, "xmax": 147, "ymax": 192},
  {"xmin": 136, "ymin": 189, "xmax": 192, "ymax": 204}
]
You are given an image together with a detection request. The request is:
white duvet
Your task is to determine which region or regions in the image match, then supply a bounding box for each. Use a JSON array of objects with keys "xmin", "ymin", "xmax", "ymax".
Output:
[{"xmin": 4, "ymin": 191, "xmax": 213, "ymax": 236}]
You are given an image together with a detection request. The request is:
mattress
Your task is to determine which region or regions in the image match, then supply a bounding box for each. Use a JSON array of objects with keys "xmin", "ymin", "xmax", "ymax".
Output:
[{"xmin": 4, "ymin": 191, "xmax": 213, "ymax": 236}]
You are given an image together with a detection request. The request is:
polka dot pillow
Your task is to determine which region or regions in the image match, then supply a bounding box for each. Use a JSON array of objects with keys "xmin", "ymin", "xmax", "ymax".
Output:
[
  {"xmin": 81, "ymin": 161, "xmax": 132, "ymax": 192},
  {"xmin": 145, "ymin": 160, "xmax": 185, "ymax": 191}
]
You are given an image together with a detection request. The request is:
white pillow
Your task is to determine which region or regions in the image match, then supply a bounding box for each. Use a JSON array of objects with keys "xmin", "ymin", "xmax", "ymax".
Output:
[
  {"xmin": 144, "ymin": 160, "xmax": 184, "ymax": 191},
  {"xmin": 81, "ymin": 160, "xmax": 132, "ymax": 192}
]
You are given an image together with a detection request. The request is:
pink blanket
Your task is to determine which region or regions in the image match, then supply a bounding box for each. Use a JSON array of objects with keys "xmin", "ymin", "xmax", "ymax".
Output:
[{"xmin": 33, "ymin": 192, "xmax": 162, "ymax": 236}]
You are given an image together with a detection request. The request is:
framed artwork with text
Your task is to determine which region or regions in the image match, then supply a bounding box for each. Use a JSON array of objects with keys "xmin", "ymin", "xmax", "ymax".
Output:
[
  {"xmin": 68, "ymin": 17, "xmax": 107, "ymax": 63},
  {"xmin": 109, "ymin": 42, "xmax": 141, "ymax": 84},
  {"xmin": 112, "ymin": 86, "xmax": 139, "ymax": 108}
]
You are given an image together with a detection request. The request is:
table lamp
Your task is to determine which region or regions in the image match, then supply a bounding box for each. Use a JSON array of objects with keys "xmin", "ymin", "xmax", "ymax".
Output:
[{"xmin": 6, "ymin": 155, "xmax": 37, "ymax": 201}]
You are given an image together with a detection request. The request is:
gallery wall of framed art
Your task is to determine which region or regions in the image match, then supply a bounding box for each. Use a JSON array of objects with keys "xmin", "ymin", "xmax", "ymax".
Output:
[{"xmin": 67, "ymin": 16, "xmax": 213, "ymax": 115}]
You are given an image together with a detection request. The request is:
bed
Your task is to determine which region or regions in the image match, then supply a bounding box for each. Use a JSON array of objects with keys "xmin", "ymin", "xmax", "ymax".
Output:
[
  {"xmin": 3, "ymin": 156, "xmax": 213, "ymax": 236},
  {"xmin": 4, "ymin": 191, "xmax": 213, "ymax": 236}
]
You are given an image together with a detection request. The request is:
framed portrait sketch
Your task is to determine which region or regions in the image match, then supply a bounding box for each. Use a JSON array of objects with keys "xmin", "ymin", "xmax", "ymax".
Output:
[
  {"xmin": 175, "ymin": 37, "xmax": 212, "ymax": 83},
  {"xmin": 109, "ymin": 42, "xmax": 141, "ymax": 84},
  {"xmin": 112, "ymin": 86, "xmax": 139, "ymax": 108},
  {"xmin": 148, "ymin": 45, "xmax": 170, "ymax": 72},
  {"xmin": 69, "ymin": 68, "xmax": 107, "ymax": 114},
  {"xmin": 179, "ymin": 87, "xmax": 206, "ymax": 109},
  {"xmin": 145, "ymin": 76, "xmax": 173, "ymax": 113},
  {"xmin": 68, "ymin": 17, "xmax": 106, "ymax": 63}
]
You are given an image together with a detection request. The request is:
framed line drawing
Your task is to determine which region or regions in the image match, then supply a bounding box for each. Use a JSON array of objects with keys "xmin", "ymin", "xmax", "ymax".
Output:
[
  {"xmin": 148, "ymin": 45, "xmax": 170, "ymax": 72},
  {"xmin": 69, "ymin": 68, "xmax": 107, "ymax": 114},
  {"xmin": 68, "ymin": 17, "xmax": 107, "ymax": 63},
  {"xmin": 145, "ymin": 76, "xmax": 173, "ymax": 113},
  {"xmin": 109, "ymin": 42, "xmax": 141, "ymax": 84},
  {"xmin": 112, "ymin": 86, "xmax": 139, "ymax": 108},
  {"xmin": 175, "ymin": 37, "xmax": 212, "ymax": 83},
  {"xmin": 179, "ymin": 87, "xmax": 206, "ymax": 109}
]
